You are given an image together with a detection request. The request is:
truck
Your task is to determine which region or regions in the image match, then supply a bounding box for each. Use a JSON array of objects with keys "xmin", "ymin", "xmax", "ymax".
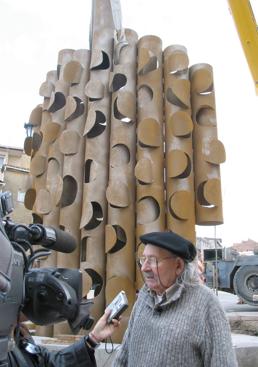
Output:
[{"xmin": 204, "ymin": 248, "xmax": 258, "ymax": 306}]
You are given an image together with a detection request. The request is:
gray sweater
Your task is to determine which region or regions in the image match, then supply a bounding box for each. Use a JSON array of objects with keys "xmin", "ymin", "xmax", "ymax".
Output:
[{"xmin": 113, "ymin": 283, "xmax": 238, "ymax": 366}]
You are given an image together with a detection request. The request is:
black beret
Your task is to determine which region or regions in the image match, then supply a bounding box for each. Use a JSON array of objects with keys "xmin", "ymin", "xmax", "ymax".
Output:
[{"xmin": 140, "ymin": 231, "xmax": 196, "ymax": 262}]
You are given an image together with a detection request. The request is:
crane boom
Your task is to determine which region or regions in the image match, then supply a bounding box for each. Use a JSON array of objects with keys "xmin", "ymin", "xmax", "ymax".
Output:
[{"xmin": 228, "ymin": 0, "xmax": 258, "ymax": 94}]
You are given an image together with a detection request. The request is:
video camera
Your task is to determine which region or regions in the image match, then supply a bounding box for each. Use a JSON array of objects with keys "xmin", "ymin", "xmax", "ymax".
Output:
[{"xmin": 0, "ymin": 191, "xmax": 97, "ymax": 367}]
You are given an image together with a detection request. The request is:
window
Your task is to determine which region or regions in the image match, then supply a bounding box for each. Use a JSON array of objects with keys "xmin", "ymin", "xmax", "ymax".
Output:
[
  {"xmin": 17, "ymin": 191, "xmax": 25, "ymax": 203},
  {"xmin": 0, "ymin": 156, "xmax": 4, "ymax": 170}
]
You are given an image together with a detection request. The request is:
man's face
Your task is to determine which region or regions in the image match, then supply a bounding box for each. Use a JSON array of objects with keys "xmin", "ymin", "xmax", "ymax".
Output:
[{"xmin": 140, "ymin": 244, "xmax": 185, "ymax": 295}]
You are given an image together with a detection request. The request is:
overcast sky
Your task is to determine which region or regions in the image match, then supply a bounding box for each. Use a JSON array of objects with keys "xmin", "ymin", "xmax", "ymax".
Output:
[{"xmin": 1, "ymin": 0, "xmax": 258, "ymax": 246}]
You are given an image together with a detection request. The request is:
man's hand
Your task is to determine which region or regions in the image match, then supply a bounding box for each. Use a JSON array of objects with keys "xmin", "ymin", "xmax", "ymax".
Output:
[{"xmin": 90, "ymin": 309, "xmax": 120, "ymax": 342}]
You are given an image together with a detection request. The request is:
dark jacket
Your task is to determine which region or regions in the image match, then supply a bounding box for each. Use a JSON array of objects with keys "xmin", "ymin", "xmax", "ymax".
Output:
[{"xmin": 7, "ymin": 326, "xmax": 96, "ymax": 367}]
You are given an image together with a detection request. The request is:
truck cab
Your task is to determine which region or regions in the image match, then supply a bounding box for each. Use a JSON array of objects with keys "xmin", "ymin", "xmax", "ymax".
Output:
[{"xmin": 204, "ymin": 248, "xmax": 258, "ymax": 306}]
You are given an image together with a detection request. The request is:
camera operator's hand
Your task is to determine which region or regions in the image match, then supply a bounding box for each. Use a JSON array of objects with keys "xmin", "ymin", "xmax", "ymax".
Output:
[{"xmin": 89, "ymin": 309, "xmax": 120, "ymax": 343}]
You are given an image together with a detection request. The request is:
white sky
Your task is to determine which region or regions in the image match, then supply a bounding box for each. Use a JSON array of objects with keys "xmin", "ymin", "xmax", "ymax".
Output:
[{"xmin": 1, "ymin": 0, "xmax": 258, "ymax": 246}]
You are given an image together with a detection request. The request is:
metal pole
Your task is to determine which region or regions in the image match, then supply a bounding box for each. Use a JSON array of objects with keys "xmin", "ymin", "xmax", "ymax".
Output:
[{"xmin": 214, "ymin": 225, "xmax": 218, "ymax": 296}]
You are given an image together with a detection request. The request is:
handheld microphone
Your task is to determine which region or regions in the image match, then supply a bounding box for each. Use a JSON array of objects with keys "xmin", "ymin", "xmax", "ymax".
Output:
[
  {"xmin": 29, "ymin": 225, "xmax": 77, "ymax": 253},
  {"xmin": 9, "ymin": 224, "xmax": 77, "ymax": 253}
]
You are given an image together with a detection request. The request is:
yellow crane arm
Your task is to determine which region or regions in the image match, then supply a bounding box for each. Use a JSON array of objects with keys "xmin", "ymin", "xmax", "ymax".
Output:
[{"xmin": 228, "ymin": 0, "xmax": 258, "ymax": 94}]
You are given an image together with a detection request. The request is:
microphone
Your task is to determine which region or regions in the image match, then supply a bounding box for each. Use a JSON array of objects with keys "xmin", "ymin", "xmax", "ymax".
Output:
[
  {"xmin": 29, "ymin": 225, "xmax": 77, "ymax": 253},
  {"xmin": 10, "ymin": 224, "xmax": 77, "ymax": 253}
]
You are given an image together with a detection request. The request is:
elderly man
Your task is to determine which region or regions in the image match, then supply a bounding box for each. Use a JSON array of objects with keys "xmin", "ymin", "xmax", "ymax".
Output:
[{"xmin": 113, "ymin": 231, "xmax": 238, "ymax": 367}]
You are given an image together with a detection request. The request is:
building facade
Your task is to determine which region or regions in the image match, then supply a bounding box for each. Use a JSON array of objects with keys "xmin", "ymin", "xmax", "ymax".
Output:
[
  {"xmin": 0, "ymin": 145, "xmax": 32, "ymax": 224},
  {"xmin": 231, "ymin": 239, "xmax": 258, "ymax": 256}
]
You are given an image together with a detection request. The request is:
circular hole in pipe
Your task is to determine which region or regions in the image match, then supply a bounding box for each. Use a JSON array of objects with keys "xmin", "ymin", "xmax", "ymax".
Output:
[
  {"xmin": 32, "ymin": 213, "xmax": 43, "ymax": 224},
  {"xmin": 176, "ymin": 153, "xmax": 191, "ymax": 179},
  {"xmin": 113, "ymin": 98, "xmax": 133, "ymax": 124},
  {"xmin": 110, "ymin": 144, "xmax": 130, "ymax": 167},
  {"xmin": 61, "ymin": 175, "xmax": 77, "ymax": 207},
  {"xmin": 108, "ymin": 225, "xmax": 127, "ymax": 254},
  {"xmin": 81, "ymin": 236, "xmax": 88, "ymax": 262},
  {"xmin": 48, "ymin": 92, "xmax": 66, "ymax": 112},
  {"xmin": 65, "ymin": 97, "xmax": 85, "ymax": 121},
  {"xmin": 196, "ymin": 107, "xmax": 216, "ymax": 127},
  {"xmin": 24, "ymin": 188, "xmax": 36, "ymax": 210},
  {"xmin": 84, "ymin": 268, "xmax": 103, "ymax": 297},
  {"xmin": 112, "ymin": 73, "xmax": 127, "ymax": 91},
  {"xmin": 84, "ymin": 202, "xmax": 103, "ymax": 230},
  {"xmin": 197, "ymin": 182, "xmax": 215, "ymax": 208},
  {"xmin": 32, "ymin": 132, "xmax": 42, "ymax": 152},
  {"xmin": 84, "ymin": 159, "xmax": 93, "ymax": 183},
  {"xmin": 138, "ymin": 85, "xmax": 153, "ymax": 108},
  {"xmin": 91, "ymin": 51, "xmax": 110, "ymax": 70},
  {"xmin": 87, "ymin": 111, "xmax": 106, "ymax": 138},
  {"xmin": 137, "ymin": 196, "xmax": 160, "ymax": 224}
]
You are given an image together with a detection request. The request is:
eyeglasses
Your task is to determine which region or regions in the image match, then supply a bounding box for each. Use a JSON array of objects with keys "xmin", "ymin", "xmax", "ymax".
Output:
[{"xmin": 138, "ymin": 255, "xmax": 175, "ymax": 267}]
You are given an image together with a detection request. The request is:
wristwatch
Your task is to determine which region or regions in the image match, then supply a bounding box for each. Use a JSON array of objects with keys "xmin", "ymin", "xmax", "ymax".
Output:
[{"xmin": 84, "ymin": 334, "xmax": 101, "ymax": 349}]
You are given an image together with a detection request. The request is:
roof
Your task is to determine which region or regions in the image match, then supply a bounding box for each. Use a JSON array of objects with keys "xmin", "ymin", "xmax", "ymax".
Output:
[{"xmin": 232, "ymin": 239, "xmax": 258, "ymax": 252}]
